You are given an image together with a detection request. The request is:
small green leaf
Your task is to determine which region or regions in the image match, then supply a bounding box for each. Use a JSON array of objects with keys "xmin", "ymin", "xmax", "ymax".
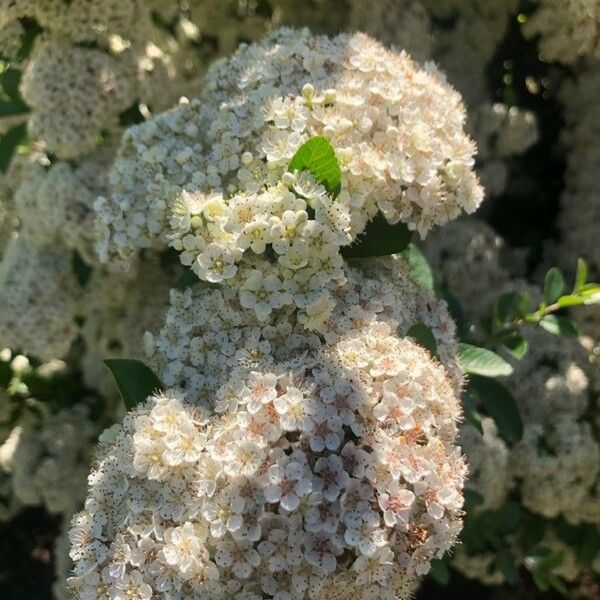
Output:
[
  {"xmin": 176, "ymin": 268, "xmax": 200, "ymax": 289},
  {"xmin": 539, "ymin": 315, "xmax": 580, "ymax": 337},
  {"xmin": 580, "ymin": 284, "xmax": 600, "ymax": 304},
  {"xmin": 288, "ymin": 136, "xmax": 341, "ymax": 197},
  {"xmin": 458, "ymin": 343, "xmax": 513, "ymax": 377},
  {"xmin": 544, "ymin": 267, "xmax": 565, "ymax": 305},
  {"xmin": 104, "ymin": 359, "xmax": 164, "ymax": 410},
  {"xmin": 429, "ymin": 559, "xmax": 450, "ymax": 585},
  {"xmin": 72, "ymin": 251, "xmax": 93, "ymax": 287},
  {"xmin": 526, "ymin": 549, "xmax": 564, "ymax": 572},
  {"xmin": 0, "ymin": 68, "xmax": 23, "ymax": 101},
  {"xmin": 496, "ymin": 329, "xmax": 528, "ymax": 359},
  {"xmin": 574, "ymin": 258, "xmax": 588, "ymax": 292},
  {"xmin": 556, "ymin": 294, "xmax": 585, "ymax": 308},
  {"xmin": 496, "ymin": 291, "xmax": 532, "ymax": 323},
  {"xmin": 400, "ymin": 243, "xmax": 434, "ymax": 290},
  {"xmin": 463, "ymin": 488, "xmax": 484, "ymax": 512},
  {"xmin": 406, "ymin": 323, "xmax": 437, "ymax": 356},
  {"xmin": 342, "ymin": 213, "xmax": 412, "ymax": 258},
  {"xmin": 469, "ymin": 375, "xmax": 523, "ymax": 443},
  {"xmin": 0, "ymin": 123, "xmax": 26, "ymax": 172}
]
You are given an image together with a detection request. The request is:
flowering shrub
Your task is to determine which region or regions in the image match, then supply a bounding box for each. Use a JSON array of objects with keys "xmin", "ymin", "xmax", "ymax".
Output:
[{"xmin": 0, "ymin": 2, "xmax": 599, "ymax": 600}]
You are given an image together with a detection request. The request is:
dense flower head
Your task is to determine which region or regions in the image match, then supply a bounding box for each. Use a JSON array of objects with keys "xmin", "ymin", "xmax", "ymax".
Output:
[
  {"xmin": 349, "ymin": 0, "xmax": 433, "ymax": 63},
  {"xmin": 81, "ymin": 256, "xmax": 175, "ymax": 397},
  {"xmin": 523, "ymin": 0, "xmax": 600, "ymax": 64},
  {"xmin": 468, "ymin": 103, "xmax": 538, "ymax": 197},
  {"xmin": 97, "ymin": 28, "xmax": 483, "ymax": 275},
  {"xmin": 20, "ymin": 41, "xmax": 136, "ymax": 159},
  {"xmin": 2, "ymin": 403, "xmax": 99, "ymax": 516},
  {"xmin": 146, "ymin": 256, "xmax": 463, "ymax": 408},
  {"xmin": 68, "ymin": 323, "xmax": 465, "ymax": 599},
  {"xmin": 557, "ymin": 66, "xmax": 600, "ymax": 276},
  {"xmin": 0, "ymin": 237, "xmax": 80, "ymax": 360},
  {"xmin": 13, "ymin": 150, "xmax": 112, "ymax": 264},
  {"xmin": 423, "ymin": 218, "xmax": 515, "ymax": 322},
  {"xmin": 459, "ymin": 418, "xmax": 512, "ymax": 512},
  {"xmin": 511, "ymin": 417, "xmax": 599, "ymax": 523}
]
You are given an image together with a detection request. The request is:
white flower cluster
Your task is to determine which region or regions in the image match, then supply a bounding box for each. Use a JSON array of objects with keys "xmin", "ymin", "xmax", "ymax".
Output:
[
  {"xmin": 68, "ymin": 323, "xmax": 466, "ymax": 599},
  {"xmin": 2, "ymin": 403, "xmax": 99, "ymax": 516},
  {"xmin": 459, "ymin": 418, "xmax": 513, "ymax": 513},
  {"xmin": 146, "ymin": 257, "xmax": 463, "ymax": 407},
  {"xmin": 0, "ymin": 237, "xmax": 80, "ymax": 360},
  {"xmin": 423, "ymin": 218, "xmax": 516, "ymax": 324},
  {"xmin": 508, "ymin": 327, "xmax": 599, "ymax": 525},
  {"xmin": 422, "ymin": 0, "xmax": 519, "ymax": 106},
  {"xmin": 81, "ymin": 257, "xmax": 175, "ymax": 398},
  {"xmin": 20, "ymin": 41, "xmax": 137, "ymax": 159},
  {"xmin": 557, "ymin": 65, "xmax": 600, "ymax": 276},
  {"xmin": 469, "ymin": 103, "xmax": 539, "ymax": 198},
  {"xmin": 422, "ymin": 217, "xmax": 600, "ymax": 582},
  {"xmin": 97, "ymin": 28, "xmax": 483, "ymax": 279},
  {"xmin": 349, "ymin": 0, "xmax": 433, "ymax": 64},
  {"xmin": 523, "ymin": 0, "xmax": 600, "ymax": 64},
  {"xmin": 13, "ymin": 150, "xmax": 113, "ymax": 265}
]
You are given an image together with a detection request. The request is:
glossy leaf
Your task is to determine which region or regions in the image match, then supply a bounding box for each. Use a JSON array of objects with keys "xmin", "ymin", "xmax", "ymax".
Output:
[
  {"xmin": 288, "ymin": 136, "xmax": 341, "ymax": 197},
  {"xmin": 406, "ymin": 323, "xmax": 437, "ymax": 356},
  {"xmin": 496, "ymin": 329, "xmax": 528, "ymax": 360},
  {"xmin": 543, "ymin": 267, "xmax": 565, "ymax": 304},
  {"xmin": 400, "ymin": 243, "xmax": 434, "ymax": 290},
  {"xmin": 104, "ymin": 359, "xmax": 164, "ymax": 411},
  {"xmin": 539, "ymin": 315, "xmax": 579, "ymax": 337},
  {"xmin": 469, "ymin": 375, "xmax": 523, "ymax": 443},
  {"xmin": 342, "ymin": 214, "xmax": 412, "ymax": 258},
  {"xmin": 458, "ymin": 343, "xmax": 513, "ymax": 377}
]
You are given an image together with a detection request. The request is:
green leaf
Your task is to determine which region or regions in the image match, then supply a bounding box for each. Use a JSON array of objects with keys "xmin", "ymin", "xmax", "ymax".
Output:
[
  {"xmin": 496, "ymin": 329, "xmax": 528, "ymax": 359},
  {"xmin": 495, "ymin": 549, "xmax": 519, "ymax": 585},
  {"xmin": 574, "ymin": 258, "xmax": 588, "ymax": 292},
  {"xmin": 406, "ymin": 323, "xmax": 437, "ymax": 356},
  {"xmin": 544, "ymin": 267, "xmax": 565, "ymax": 304},
  {"xmin": 0, "ymin": 69, "xmax": 23, "ymax": 101},
  {"xmin": 176, "ymin": 268, "xmax": 200, "ymax": 289},
  {"xmin": 104, "ymin": 359, "xmax": 164, "ymax": 410},
  {"xmin": 461, "ymin": 388, "xmax": 483, "ymax": 434},
  {"xmin": 72, "ymin": 251, "xmax": 92, "ymax": 287},
  {"xmin": 342, "ymin": 213, "xmax": 412, "ymax": 258},
  {"xmin": 580, "ymin": 284, "xmax": 600, "ymax": 304},
  {"xmin": 458, "ymin": 343, "xmax": 513, "ymax": 377},
  {"xmin": 496, "ymin": 291, "xmax": 532, "ymax": 323},
  {"xmin": 463, "ymin": 488, "xmax": 484, "ymax": 512},
  {"xmin": 469, "ymin": 375, "xmax": 523, "ymax": 443},
  {"xmin": 517, "ymin": 513, "xmax": 547, "ymax": 552},
  {"xmin": 539, "ymin": 315, "xmax": 580, "ymax": 337},
  {"xmin": 0, "ymin": 123, "xmax": 26, "ymax": 172},
  {"xmin": 400, "ymin": 243, "xmax": 434, "ymax": 290},
  {"xmin": 526, "ymin": 548, "xmax": 564, "ymax": 572},
  {"xmin": 556, "ymin": 294, "xmax": 585, "ymax": 308},
  {"xmin": 576, "ymin": 527, "xmax": 600, "ymax": 566},
  {"xmin": 288, "ymin": 136, "xmax": 341, "ymax": 197},
  {"xmin": 429, "ymin": 559, "xmax": 450, "ymax": 585}
]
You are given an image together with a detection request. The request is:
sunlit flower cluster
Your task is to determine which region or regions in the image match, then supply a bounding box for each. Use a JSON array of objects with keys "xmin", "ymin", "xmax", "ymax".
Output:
[
  {"xmin": 97, "ymin": 28, "xmax": 483, "ymax": 280},
  {"xmin": 146, "ymin": 256, "xmax": 463, "ymax": 408},
  {"xmin": 68, "ymin": 322, "xmax": 466, "ymax": 599}
]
